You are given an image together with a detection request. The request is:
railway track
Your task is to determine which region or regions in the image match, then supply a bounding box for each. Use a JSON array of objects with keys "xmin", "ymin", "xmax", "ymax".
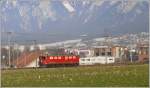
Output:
[{"xmin": 1, "ymin": 62, "xmax": 146, "ymax": 70}]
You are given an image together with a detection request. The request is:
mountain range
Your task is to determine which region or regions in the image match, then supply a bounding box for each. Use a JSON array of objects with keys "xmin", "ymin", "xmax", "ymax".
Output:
[{"xmin": 0, "ymin": 0, "xmax": 149, "ymax": 44}]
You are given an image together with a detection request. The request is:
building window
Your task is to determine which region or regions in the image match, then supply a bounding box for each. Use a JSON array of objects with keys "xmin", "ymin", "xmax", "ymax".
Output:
[
  {"xmin": 107, "ymin": 52, "xmax": 112, "ymax": 56},
  {"xmin": 91, "ymin": 59, "xmax": 95, "ymax": 61},
  {"xmin": 81, "ymin": 59, "xmax": 85, "ymax": 61},
  {"xmin": 87, "ymin": 59, "xmax": 90, "ymax": 61},
  {"xmin": 101, "ymin": 52, "xmax": 105, "ymax": 56},
  {"xmin": 146, "ymin": 50, "xmax": 149, "ymax": 55},
  {"xmin": 96, "ymin": 53, "xmax": 99, "ymax": 56},
  {"xmin": 102, "ymin": 48, "xmax": 105, "ymax": 52},
  {"xmin": 109, "ymin": 59, "xmax": 113, "ymax": 60}
]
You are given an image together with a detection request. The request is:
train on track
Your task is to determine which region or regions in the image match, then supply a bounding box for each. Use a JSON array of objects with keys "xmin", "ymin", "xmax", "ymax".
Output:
[{"xmin": 39, "ymin": 55, "xmax": 79, "ymax": 67}]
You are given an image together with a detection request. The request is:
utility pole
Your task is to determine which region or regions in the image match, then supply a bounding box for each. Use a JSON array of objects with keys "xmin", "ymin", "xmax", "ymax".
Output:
[
  {"xmin": 16, "ymin": 42, "xmax": 19, "ymax": 68},
  {"xmin": 25, "ymin": 51, "xmax": 26, "ymax": 67},
  {"xmin": 130, "ymin": 35, "xmax": 133, "ymax": 63},
  {"xmin": 25, "ymin": 41, "xmax": 27, "ymax": 67},
  {"xmin": 130, "ymin": 48, "xmax": 133, "ymax": 63},
  {"xmin": 24, "ymin": 40, "xmax": 32, "ymax": 67},
  {"xmin": 12, "ymin": 41, "xmax": 15, "ymax": 68},
  {"xmin": 7, "ymin": 32, "xmax": 12, "ymax": 68},
  {"xmin": 33, "ymin": 40, "xmax": 37, "ymax": 68},
  {"xmin": 13, "ymin": 41, "xmax": 18, "ymax": 68}
]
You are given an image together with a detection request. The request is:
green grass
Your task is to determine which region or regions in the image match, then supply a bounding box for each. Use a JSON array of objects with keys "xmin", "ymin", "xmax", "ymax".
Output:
[{"xmin": 1, "ymin": 64, "xmax": 149, "ymax": 87}]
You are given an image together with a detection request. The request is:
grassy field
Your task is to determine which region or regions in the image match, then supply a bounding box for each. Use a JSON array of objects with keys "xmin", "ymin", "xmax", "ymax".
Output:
[{"xmin": 1, "ymin": 64, "xmax": 149, "ymax": 87}]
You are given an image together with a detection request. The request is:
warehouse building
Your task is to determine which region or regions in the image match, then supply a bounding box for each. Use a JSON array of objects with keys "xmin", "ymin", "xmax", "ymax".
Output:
[{"xmin": 137, "ymin": 44, "xmax": 149, "ymax": 62}]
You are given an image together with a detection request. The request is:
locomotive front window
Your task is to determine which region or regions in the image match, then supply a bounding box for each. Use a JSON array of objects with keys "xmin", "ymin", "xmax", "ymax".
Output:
[
  {"xmin": 39, "ymin": 56, "xmax": 46, "ymax": 60},
  {"xmin": 58, "ymin": 56, "xmax": 61, "ymax": 59},
  {"xmin": 54, "ymin": 56, "xmax": 57, "ymax": 59},
  {"xmin": 50, "ymin": 57, "xmax": 53, "ymax": 59},
  {"xmin": 73, "ymin": 56, "xmax": 76, "ymax": 59}
]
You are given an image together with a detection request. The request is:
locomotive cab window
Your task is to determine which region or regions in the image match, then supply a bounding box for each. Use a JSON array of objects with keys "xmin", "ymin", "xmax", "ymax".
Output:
[{"xmin": 40, "ymin": 56, "xmax": 46, "ymax": 60}]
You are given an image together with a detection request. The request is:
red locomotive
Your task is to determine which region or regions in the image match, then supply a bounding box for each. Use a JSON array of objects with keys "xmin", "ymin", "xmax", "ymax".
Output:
[
  {"xmin": 39, "ymin": 48, "xmax": 79, "ymax": 67},
  {"xmin": 39, "ymin": 55, "xmax": 79, "ymax": 67}
]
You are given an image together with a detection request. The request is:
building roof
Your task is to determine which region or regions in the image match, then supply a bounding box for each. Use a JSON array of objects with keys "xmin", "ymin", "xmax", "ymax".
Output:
[{"xmin": 92, "ymin": 46, "xmax": 109, "ymax": 48}]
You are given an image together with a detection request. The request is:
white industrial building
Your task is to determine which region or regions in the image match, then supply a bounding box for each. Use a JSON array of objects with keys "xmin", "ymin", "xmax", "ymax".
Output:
[
  {"xmin": 79, "ymin": 56, "xmax": 115, "ymax": 65},
  {"xmin": 75, "ymin": 47, "xmax": 115, "ymax": 65}
]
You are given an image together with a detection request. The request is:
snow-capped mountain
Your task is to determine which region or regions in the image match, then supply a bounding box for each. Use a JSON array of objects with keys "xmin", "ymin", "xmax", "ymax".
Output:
[{"xmin": 0, "ymin": 0, "xmax": 149, "ymax": 43}]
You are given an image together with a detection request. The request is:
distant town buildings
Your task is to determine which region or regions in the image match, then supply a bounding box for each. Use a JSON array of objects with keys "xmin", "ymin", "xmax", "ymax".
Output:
[{"xmin": 1, "ymin": 32, "xmax": 149, "ymax": 68}]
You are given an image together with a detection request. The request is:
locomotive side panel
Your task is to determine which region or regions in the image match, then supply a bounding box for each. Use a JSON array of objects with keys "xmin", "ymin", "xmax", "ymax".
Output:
[{"xmin": 39, "ymin": 56, "xmax": 79, "ymax": 67}]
